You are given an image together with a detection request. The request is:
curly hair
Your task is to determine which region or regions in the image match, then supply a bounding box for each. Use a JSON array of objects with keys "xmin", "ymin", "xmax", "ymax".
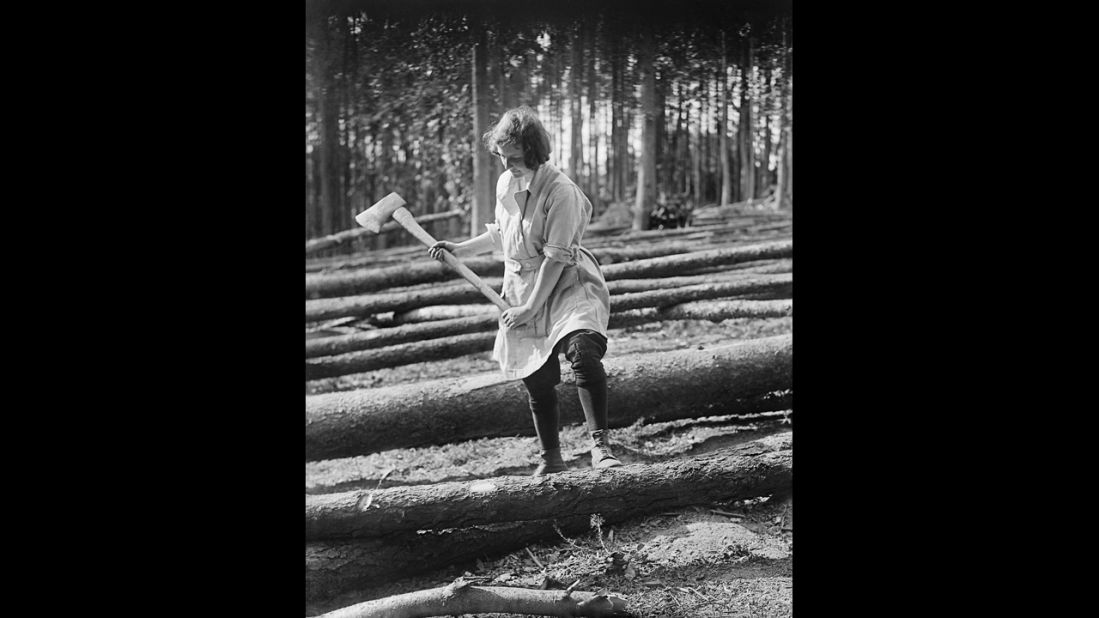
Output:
[{"xmin": 481, "ymin": 106, "xmax": 552, "ymax": 170}]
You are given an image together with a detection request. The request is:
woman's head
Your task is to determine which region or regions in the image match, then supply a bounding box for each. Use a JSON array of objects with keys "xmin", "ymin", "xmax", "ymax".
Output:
[{"xmin": 482, "ymin": 106, "xmax": 552, "ymax": 175}]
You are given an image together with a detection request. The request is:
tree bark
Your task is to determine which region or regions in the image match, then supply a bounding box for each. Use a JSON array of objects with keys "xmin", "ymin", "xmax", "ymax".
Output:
[
  {"xmin": 719, "ymin": 31, "xmax": 732, "ymax": 206},
  {"xmin": 604, "ymin": 268, "xmax": 779, "ymax": 294},
  {"xmin": 308, "ymin": 513, "xmax": 593, "ymax": 608},
  {"xmin": 307, "ymin": 432, "xmax": 791, "ymax": 540},
  {"xmin": 610, "ymin": 274, "xmax": 791, "ymax": 311},
  {"xmin": 389, "ymin": 304, "xmax": 499, "ymax": 324},
  {"xmin": 306, "ymin": 314, "xmax": 500, "ymax": 358},
  {"xmin": 609, "ymin": 299, "xmax": 791, "ymax": 328},
  {"xmin": 305, "ymin": 334, "xmax": 792, "ymax": 460},
  {"xmin": 306, "ymin": 331, "xmax": 498, "ymax": 380},
  {"xmin": 306, "ymin": 278, "xmax": 503, "ymax": 323},
  {"xmin": 738, "ymin": 35, "xmax": 755, "ymax": 203},
  {"xmin": 317, "ymin": 17, "xmax": 341, "ymax": 238},
  {"xmin": 306, "ymin": 256, "xmax": 500, "ymax": 299},
  {"xmin": 600, "ymin": 239, "xmax": 792, "ymax": 280},
  {"xmin": 316, "ymin": 583, "xmax": 630, "ymax": 618},
  {"xmin": 471, "ymin": 21, "xmax": 494, "ymax": 239},
  {"xmin": 570, "ymin": 22, "xmax": 584, "ymax": 187},
  {"xmin": 633, "ymin": 26, "xmax": 655, "ymax": 231}
]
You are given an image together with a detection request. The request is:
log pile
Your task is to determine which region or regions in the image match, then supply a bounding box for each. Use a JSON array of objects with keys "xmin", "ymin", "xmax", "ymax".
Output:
[{"xmin": 303, "ymin": 210, "xmax": 794, "ymax": 611}]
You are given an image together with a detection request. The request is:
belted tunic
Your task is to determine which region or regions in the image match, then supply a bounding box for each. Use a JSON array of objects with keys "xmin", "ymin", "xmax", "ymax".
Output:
[{"xmin": 484, "ymin": 163, "xmax": 611, "ymax": 380}]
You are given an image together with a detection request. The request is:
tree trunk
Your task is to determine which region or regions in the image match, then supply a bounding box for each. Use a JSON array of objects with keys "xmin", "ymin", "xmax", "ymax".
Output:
[
  {"xmin": 604, "ymin": 268, "xmax": 781, "ymax": 294},
  {"xmin": 317, "ymin": 17, "xmax": 341, "ymax": 238},
  {"xmin": 609, "ymin": 298, "xmax": 791, "ymax": 328},
  {"xmin": 738, "ymin": 35, "xmax": 755, "ymax": 203},
  {"xmin": 609, "ymin": 274, "xmax": 791, "ymax": 312},
  {"xmin": 471, "ymin": 21, "xmax": 494, "ymax": 238},
  {"xmin": 306, "ymin": 277, "xmax": 503, "ymax": 323},
  {"xmin": 315, "ymin": 583, "xmax": 630, "ymax": 618},
  {"xmin": 633, "ymin": 28, "xmax": 655, "ymax": 231},
  {"xmin": 389, "ymin": 304, "xmax": 499, "ymax": 324},
  {"xmin": 600, "ymin": 239, "xmax": 792, "ymax": 280},
  {"xmin": 308, "ymin": 513, "xmax": 595, "ymax": 608},
  {"xmin": 587, "ymin": 21, "xmax": 598, "ymax": 204},
  {"xmin": 719, "ymin": 31, "xmax": 732, "ymax": 206},
  {"xmin": 307, "ymin": 433, "xmax": 790, "ymax": 541},
  {"xmin": 306, "ymin": 255, "xmax": 500, "ymax": 299},
  {"xmin": 569, "ymin": 23, "xmax": 584, "ymax": 187},
  {"xmin": 305, "ymin": 334, "xmax": 792, "ymax": 460},
  {"xmin": 306, "ymin": 331, "xmax": 498, "ymax": 380},
  {"xmin": 306, "ymin": 314, "xmax": 500, "ymax": 358}
]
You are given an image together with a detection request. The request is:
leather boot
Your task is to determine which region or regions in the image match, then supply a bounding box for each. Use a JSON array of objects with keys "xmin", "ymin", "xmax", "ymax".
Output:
[
  {"xmin": 590, "ymin": 430, "xmax": 623, "ymax": 469},
  {"xmin": 533, "ymin": 447, "xmax": 568, "ymax": 476}
]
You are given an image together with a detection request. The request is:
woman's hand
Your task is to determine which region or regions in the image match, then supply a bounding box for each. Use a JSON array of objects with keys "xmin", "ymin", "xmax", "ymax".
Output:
[
  {"xmin": 428, "ymin": 241, "xmax": 458, "ymax": 262},
  {"xmin": 501, "ymin": 303, "xmax": 537, "ymax": 329}
]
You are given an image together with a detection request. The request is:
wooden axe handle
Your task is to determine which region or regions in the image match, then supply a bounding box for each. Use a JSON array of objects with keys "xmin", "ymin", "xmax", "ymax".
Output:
[{"xmin": 392, "ymin": 207, "xmax": 511, "ymax": 312}]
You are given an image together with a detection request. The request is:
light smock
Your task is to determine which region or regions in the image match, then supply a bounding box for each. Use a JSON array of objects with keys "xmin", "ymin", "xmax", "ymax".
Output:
[{"xmin": 484, "ymin": 163, "xmax": 611, "ymax": 381}]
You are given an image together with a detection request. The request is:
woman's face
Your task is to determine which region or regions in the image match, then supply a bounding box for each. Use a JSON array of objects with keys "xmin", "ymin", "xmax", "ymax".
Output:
[{"xmin": 495, "ymin": 144, "xmax": 529, "ymax": 178}]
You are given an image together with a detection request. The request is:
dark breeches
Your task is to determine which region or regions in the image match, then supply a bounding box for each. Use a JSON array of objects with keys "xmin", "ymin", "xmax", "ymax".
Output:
[{"xmin": 521, "ymin": 329, "xmax": 609, "ymax": 450}]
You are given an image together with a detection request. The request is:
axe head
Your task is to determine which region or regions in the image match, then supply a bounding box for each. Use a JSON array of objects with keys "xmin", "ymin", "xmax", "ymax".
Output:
[{"xmin": 355, "ymin": 192, "xmax": 406, "ymax": 233}]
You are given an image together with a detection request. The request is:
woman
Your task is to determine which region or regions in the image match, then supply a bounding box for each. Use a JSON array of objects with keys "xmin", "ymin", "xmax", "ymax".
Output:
[{"xmin": 429, "ymin": 106, "xmax": 622, "ymax": 476}]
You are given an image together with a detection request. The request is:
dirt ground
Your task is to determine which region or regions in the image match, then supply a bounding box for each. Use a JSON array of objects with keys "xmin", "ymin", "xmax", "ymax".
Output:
[{"xmin": 306, "ymin": 314, "xmax": 793, "ymax": 617}]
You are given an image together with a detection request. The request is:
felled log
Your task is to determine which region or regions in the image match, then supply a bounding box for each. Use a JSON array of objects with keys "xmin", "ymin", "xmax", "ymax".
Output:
[
  {"xmin": 305, "ymin": 210, "xmax": 463, "ymax": 256},
  {"xmin": 305, "ymin": 334, "xmax": 791, "ymax": 461},
  {"xmin": 306, "ymin": 299, "xmax": 791, "ymax": 360},
  {"xmin": 306, "ymin": 314, "xmax": 500, "ymax": 358},
  {"xmin": 307, "ymin": 244, "xmax": 424, "ymax": 273},
  {"xmin": 308, "ymin": 515, "xmax": 592, "ymax": 606},
  {"xmin": 306, "ymin": 279, "xmax": 503, "ymax": 323},
  {"xmin": 609, "ymin": 299, "xmax": 793, "ymax": 328},
  {"xmin": 610, "ymin": 274, "xmax": 791, "ymax": 312},
  {"xmin": 603, "ymin": 269, "xmax": 767, "ymax": 294},
  {"xmin": 307, "ymin": 433, "xmax": 791, "ymax": 540},
  {"xmin": 600, "ymin": 239, "xmax": 792, "ymax": 281},
  {"xmin": 306, "ymin": 331, "xmax": 498, "ymax": 380},
  {"xmin": 305, "ymin": 436, "xmax": 791, "ymax": 600},
  {"xmin": 306, "ymin": 278, "xmax": 789, "ymax": 378},
  {"xmin": 306, "ymin": 256, "xmax": 501, "ymax": 299},
  {"xmin": 315, "ymin": 583, "xmax": 630, "ymax": 618},
  {"xmin": 390, "ymin": 304, "xmax": 498, "ymax": 324}
]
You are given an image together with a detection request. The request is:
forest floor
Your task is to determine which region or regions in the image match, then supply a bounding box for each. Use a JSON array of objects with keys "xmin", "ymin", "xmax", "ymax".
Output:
[{"xmin": 306, "ymin": 314, "xmax": 793, "ymax": 617}]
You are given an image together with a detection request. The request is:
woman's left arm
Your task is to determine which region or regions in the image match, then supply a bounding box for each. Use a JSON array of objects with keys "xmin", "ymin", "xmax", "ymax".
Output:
[{"xmin": 500, "ymin": 259, "xmax": 565, "ymax": 328}]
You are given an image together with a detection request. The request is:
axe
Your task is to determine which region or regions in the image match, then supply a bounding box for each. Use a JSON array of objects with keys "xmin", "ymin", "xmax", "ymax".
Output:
[{"xmin": 355, "ymin": 192, "xmax": 510, "ymax": 312}]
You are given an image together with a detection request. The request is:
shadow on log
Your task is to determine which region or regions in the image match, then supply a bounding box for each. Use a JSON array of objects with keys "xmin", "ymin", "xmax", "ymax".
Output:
[
  {"xmin": 305, "ymin": 334, "xmax": 791, "ymax": 461},
  {"xmin": 315, "ymin": 583, "xmax": 629, "ymax": 618},
  {"xmin": 305, "ymin": 434, "xmax": 791, "ymax": 604}
]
